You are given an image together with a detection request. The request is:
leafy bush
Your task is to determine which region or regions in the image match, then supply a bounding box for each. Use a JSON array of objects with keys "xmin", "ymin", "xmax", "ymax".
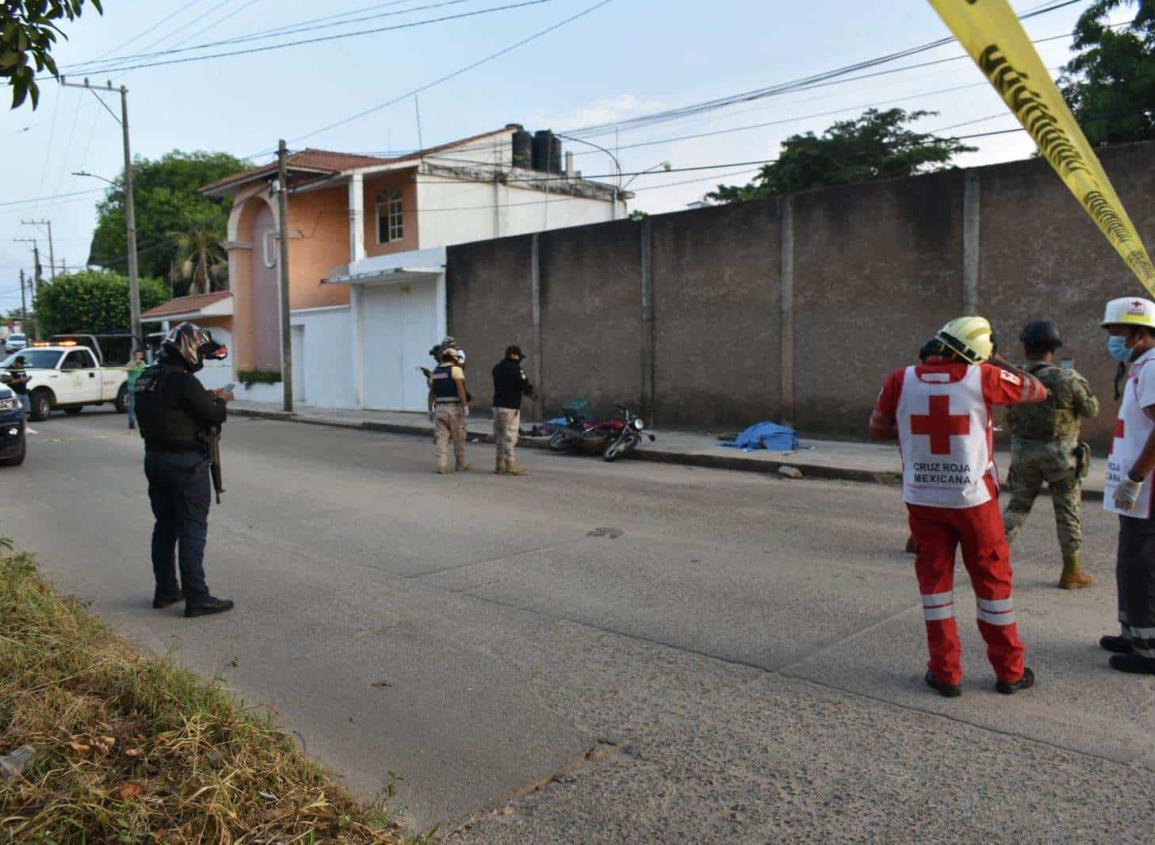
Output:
[{"xmin": 238, "ymin": 368, "xmax": 282, "ymax": 387}]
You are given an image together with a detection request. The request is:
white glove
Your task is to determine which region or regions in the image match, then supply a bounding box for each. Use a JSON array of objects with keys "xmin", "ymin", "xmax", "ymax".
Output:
[
  {"xmin": 463, "ymin": 405, "xmax": 470, "ymax": 418},
  {"xmin": 1115, "ymin": 476, "xmax": 1144, "ymax": 511}
]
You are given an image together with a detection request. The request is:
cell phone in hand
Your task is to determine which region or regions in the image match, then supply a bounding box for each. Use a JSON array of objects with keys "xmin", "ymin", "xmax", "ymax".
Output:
[
  {"xmin": 223, "ymin": 383, "xmax": 236, "ymax": 391},
  {"xmin": 1059, "ymin": 358, "xmax": 1074, "ymax": 370}
]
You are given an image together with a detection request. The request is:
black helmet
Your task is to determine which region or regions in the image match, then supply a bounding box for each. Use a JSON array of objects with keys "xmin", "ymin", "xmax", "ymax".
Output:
[
  {"xmin": 162, "ymin": 322, "xmax": 227, "ymax": 372},
  {"xmin": 505, "ymin": 344, "xmax": 524, "ymax": 359},
  {"xmin": 1020, "ymin": 320, "xmax": 1062, "ymax": 352},
  {"xmin": 918, "ymin": 337, "xmax": 942, "ymax": 363}
]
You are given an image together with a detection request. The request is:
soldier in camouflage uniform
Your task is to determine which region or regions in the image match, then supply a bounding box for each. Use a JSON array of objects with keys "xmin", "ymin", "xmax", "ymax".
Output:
[{"xmin": 1002, "ymin": 320, "xmax": 1100, "ymax": 589}]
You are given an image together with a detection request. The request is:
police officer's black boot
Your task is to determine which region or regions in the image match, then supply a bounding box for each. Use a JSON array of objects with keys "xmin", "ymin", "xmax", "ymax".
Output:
[
  {"xmin": 1100, "ymin": 634, "xmax": 1134, "ymax": 654},
  {"xmin": 185, "ymin": 596, "xmax": 234, "ymax": 618},
  {"xmin": 1109, "ymin": 653, "xmax": 1155, "ymax": 674}
]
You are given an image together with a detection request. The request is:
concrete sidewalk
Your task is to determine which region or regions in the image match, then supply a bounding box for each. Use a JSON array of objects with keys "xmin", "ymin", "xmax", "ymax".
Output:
[{"xmin": 230, "ymin": 400, "xmax": 1109, "ymax": 498}]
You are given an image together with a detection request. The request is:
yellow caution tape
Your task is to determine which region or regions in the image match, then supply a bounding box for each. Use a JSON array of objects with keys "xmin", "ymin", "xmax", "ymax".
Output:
[{"xmin": 928, "ymin": 0, "xmax": 1155, "ymax": 293}]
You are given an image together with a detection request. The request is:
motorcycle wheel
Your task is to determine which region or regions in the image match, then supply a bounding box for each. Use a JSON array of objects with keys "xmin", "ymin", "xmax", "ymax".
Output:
[
  {"xmin": 548, "ymin": 431, "xmax": 569, "ymax": 451},
  {"xmin": 603, "ymin": 433, "xmax": 640, "ymax": 462}
]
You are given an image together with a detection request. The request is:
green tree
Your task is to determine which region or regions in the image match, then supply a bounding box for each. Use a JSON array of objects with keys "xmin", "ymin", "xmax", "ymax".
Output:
[
  {"xmin": 706, "ymin": 109, "xmax": 974, "ymax": 204},
  {"xmin": 173, "ymin": 222, "xmax": 228, "ymax": 296},
  {"xmin": 35, "ymin": 269, "xmax": 168, "ymax": 336},
  {"xmin": 1060, "ymin": 0, "xmax": 1155, "ymax": 146},
  {"xmin": 1, "ymin": 0, "xmax": 103, "ymax": 109},
  {"xmin": 88, "ymin": 150, "xmax": 247, "ymax": 283}
]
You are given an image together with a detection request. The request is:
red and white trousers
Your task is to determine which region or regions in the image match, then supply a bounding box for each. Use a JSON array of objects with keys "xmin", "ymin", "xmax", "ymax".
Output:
[{"xmin": 907, "ymin": 494, "xmax": 1027, "ymax": 686}]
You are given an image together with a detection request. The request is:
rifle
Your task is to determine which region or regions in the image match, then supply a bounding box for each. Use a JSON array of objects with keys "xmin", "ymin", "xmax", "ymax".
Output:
[{"xmin": 207, "ymin": 426, "xmax": 224, "ymax": 504}]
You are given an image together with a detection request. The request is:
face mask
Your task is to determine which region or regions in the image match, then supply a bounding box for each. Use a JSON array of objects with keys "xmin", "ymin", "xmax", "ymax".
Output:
[{"xmin": 1108, "ymin": 335, "xmax": 1133, "ymax": 363}]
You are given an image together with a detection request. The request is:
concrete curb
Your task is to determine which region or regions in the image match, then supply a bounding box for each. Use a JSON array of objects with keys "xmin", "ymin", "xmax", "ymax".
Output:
[
  {"xmin": 233, "ymin": 407, "xmax": 903, "ymax": 486},
  {"xmin": 231, "ymin": 407, "xmax": 1107, "ymax": 499}
]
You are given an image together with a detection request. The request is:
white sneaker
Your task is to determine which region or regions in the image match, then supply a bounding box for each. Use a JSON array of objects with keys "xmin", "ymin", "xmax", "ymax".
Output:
[{"xmin": 25, "ymin": 427, "xmax": 37, "ymax": 434}]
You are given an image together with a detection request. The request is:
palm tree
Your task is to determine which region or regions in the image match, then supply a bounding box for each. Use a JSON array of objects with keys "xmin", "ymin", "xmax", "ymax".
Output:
[{"xmin": 172, "ymin": 226, "xmax": 227, "ymax": 296}]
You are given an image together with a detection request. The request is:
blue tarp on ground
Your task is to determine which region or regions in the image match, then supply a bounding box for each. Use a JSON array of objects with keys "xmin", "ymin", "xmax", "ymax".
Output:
[{"xmin": 720, "ymin": 422, "xmax": 798, "ymax": 453}]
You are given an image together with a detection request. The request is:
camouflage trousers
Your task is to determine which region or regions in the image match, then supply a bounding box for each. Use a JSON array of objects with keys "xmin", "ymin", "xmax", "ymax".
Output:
[
  {"xmin": 434, "ymin": 404, "xmax": 467, "ymax": 470},
  {"xmin": 1002, "ymin": 440, "xmax": 1083, "ymax": 556},
  {"xmin": 493, "ymin": 407, "xmax": 520, "ymax": 463}
]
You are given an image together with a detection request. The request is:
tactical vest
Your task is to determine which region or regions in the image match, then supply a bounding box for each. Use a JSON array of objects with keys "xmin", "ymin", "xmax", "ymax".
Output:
[
  {"xmin": 431, "ymin": 365, "xmax": 461, "ymax": 403},
  {"xmin": 133, "ymin": 363, "xmax": 166, "ymax": 395},
  {"xmin": 1007, "ymin": 363, "xmax": 1076, "ymax": 441}
]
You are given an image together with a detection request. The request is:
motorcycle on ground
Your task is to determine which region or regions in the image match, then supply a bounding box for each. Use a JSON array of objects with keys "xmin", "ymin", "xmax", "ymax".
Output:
[{"xmin": 547, "ymin": 403, "xmax": 655, "ymax": 462}]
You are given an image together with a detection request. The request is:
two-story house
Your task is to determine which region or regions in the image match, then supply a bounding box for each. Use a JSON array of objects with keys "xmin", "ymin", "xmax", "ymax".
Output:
[{"xmin": 142, "ymin": 124, "xmax": 624, "ymax": 410}]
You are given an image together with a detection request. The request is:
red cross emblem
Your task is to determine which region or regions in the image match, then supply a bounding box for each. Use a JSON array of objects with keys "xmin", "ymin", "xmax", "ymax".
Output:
[
  {"xmin": 1116, "ymin": 419, "xmax": 1126, "ymax": 440},
  {"xmin": 911, "ymin": 395, "xmax": 970, "ymax": 455},
  {"xmin": 1133, "ymin": 301, "xmax": 1144, "ymax": 308}
]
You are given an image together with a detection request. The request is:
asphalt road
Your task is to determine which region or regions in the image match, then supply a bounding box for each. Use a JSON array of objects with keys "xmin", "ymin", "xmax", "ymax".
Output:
[{"xmin": 4, "ymin": 408, "xmax": 1154, "ymax": 843}]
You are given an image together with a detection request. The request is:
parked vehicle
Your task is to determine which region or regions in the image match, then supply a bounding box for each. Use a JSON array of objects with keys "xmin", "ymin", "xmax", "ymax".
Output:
[
  {"xmin": 0, "ymin": 384, "xmax": 26, "ymax": 466},
  {"xmin": 547, "ymin": 402, "xmax": 655, "ymax": 462},
  {"xmin": 0, "ymin": 342, "xmax": 129, "ymax": 421},
  {"xmin": 5, "ymin": 333, "xmax": 27, "ymax": 354}
]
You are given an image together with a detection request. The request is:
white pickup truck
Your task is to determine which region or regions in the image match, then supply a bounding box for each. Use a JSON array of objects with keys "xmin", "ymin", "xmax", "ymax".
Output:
[{"xmin": 1, "ymin": 343, "xmax": 130, "ymax": 421}]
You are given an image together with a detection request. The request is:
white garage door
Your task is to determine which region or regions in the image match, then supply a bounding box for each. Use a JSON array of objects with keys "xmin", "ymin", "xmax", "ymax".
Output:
[{"xmin": 361, "ymin": 279, "xmax": 438, "ymax": 411}]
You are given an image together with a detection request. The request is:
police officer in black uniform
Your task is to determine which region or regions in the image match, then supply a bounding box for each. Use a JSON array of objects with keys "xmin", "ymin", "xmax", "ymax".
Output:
[{"xmin": 134, "ymin": 322, "xmax": 234, "ymax": 617}]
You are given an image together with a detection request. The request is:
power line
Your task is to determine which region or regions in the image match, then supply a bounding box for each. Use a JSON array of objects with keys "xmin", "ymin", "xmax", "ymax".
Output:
[
  {"xmin": 280, "ymin": 0, "xmax": 619, "ymax": 150},
  {"xmin": 77, "ymin": 0, "xmax": 209, "ymax": 66},
  {"xmin": 165, "ymin": 0, "xmax": 267, "ymax": 51},
  {"xmin": 65, "ymin": 0, "xmax": 479, "ymax": 72},
  {"xmin": 337, "ymin": 20, "xmax": 1086, "ymax": 163},
  {"xmin": 567, "ymin": 2, "xmax": 1086, "ymax": 140},
  {"xmin": 64, "ymin": 0, "xmax": 557, "ymax": 76}
]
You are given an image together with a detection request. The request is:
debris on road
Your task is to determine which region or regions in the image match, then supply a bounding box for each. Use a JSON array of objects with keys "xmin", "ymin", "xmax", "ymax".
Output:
[{"xmin": 778, "ymin": 465, "xmax": 804, "ymax": 480}]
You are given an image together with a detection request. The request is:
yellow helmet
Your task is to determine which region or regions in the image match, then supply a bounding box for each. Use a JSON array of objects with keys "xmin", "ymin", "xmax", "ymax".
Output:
[
  {"xmin": 1101, "ymin": 297, "xmax": 1155, "ymax": 330},
  {"xmin": 936, "ymin": 316, "xmax": 995, "ymax": 364}
]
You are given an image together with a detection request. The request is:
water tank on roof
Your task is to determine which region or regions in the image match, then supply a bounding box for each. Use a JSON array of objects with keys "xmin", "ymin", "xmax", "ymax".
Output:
[
  {"xmin": 512, "ymin": 129, "xmax": 533, "ymax": 169},
  {"xmin": 532, "ymin": 130, "xmax": 562, "ymax": 173}
]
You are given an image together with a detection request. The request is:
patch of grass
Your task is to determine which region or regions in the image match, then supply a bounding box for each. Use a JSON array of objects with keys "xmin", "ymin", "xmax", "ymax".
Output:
[{"xmin": 0, "ymin": 547, "xmax": 404, "ymax": 843}]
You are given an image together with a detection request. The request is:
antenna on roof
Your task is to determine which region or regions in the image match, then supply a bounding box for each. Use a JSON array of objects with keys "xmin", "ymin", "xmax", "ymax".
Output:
[{"xmin": 414, "ymin": 95, "xmax": 424, "ymax": 153}]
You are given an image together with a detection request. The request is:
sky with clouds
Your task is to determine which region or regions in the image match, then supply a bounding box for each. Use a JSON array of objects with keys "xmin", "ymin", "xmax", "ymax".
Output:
[{"xmin": 0, "ymin": 0, "xmax": 1125, "ymax": 312}]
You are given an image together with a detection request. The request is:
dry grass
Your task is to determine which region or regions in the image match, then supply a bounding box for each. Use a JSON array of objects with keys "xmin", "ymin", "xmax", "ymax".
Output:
[{"xmin": 0, "ymin": 546, "xmax": 409, "ymax": 844}]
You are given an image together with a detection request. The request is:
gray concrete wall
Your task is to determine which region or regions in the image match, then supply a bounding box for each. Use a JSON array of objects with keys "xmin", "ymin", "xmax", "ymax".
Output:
[
  {"xmin": 792, "ymin": 170, "xmax": 966, "ymax": 437},
  {"xmin": 538, "ymin": 220, "xmax": 644, "ymax": 419},
  {"xmin": 446, "ymin": 139, "xmax": 1155, "ymax": 449},
  {"xmin": 446, "ymin": 234, "xmax": 534, "ymax": 411},
  {"xmin": 650, "ymin": 201, "xmax": 782, "ymax": 429}
]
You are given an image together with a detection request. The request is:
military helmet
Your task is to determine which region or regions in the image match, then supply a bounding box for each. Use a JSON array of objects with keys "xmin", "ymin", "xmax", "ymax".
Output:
[
  {"xmin": 936, "ymin": 316, "xmax": 995, "ymax": 364},
  {"xmin": 161, "ymin": 322, "xmax": 227, "ymax": 372},
  {"xmin": 1020, "ymin": 319, "xmax": 1062, "ymax": 351}
]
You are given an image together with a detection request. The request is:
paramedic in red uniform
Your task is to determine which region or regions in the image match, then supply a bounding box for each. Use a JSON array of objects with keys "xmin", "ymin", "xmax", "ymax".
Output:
[
  {"xmin": 870, "ymin": 316, "xmax": 1047, "ymax": 697},
  {"xmin": 1099, "ymin": 296, "xmax": 1155, "ymax": 675}
]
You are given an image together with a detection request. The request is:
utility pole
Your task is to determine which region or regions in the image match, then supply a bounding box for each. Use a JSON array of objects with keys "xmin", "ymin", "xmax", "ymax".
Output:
[
  {"xmin": 13, "ymin": 238, "xmax": 41, "ymax": 339},
  {"xmin": 276, "ymin": 139, "xmax": 293, "ymax": 413},
  {"xmin": 20, "ymin": 219, "xmax": 55, "ymax": 281},
  {"xmin": 18, "ymin": 269, "xmax": 26, "ymax": 329},
  {"xmin": 61, "ymin": 78, "xmax": 140, "ymax": 348}
]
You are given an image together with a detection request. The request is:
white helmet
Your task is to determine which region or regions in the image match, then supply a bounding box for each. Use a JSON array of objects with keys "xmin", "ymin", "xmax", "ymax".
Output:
[
  {"xmin": 1101, "ymin": 297, "xmax": 1155, "ymax": 330},
  {"xmin": 441, "ymin": 346, "xmax": 463, "ymax": 363},
  {"xmin": 936, "ymin": 315, "xmax": 995, "ymax": 364}
]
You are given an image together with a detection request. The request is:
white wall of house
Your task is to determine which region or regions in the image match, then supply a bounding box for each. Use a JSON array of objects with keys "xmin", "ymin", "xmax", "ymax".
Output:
[
  {"xmin": 414, "ymin": 174, "xmax": 622, "ymax": 248},
  {"xmin": 289, "ymin": 305, "xmax": 354, "ymax": 408}
]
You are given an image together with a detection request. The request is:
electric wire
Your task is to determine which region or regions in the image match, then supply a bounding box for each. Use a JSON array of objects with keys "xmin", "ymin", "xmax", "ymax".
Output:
[
  {"xmin": 64, "ymin": 0, "xmax": 483, "ymax": 72},
  {"xmin": 277, "ymin": 0, "xmax": 618, "ymax": 150},
  {"xmin": 63, "ymin": 0, "xmax": 556, "ymax": 76},
  {"xmin": 74, "ymin": 0, "xmax": 209, "ymax": 67}
]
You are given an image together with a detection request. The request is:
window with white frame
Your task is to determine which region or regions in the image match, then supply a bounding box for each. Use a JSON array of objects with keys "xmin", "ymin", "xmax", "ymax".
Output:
[{"xmin": 376, "ymin": 189, "xmax": 404, "ymax": 244}]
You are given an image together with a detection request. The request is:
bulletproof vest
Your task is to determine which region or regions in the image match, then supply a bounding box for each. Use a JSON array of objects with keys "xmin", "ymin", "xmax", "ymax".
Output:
[
  {"xmin": 1008, "ymin": 363, "xmax": 1078, "ymax": 440},
  {"xmin": 431, "ymin": 364, "xmax": 460, "ymax": 402},
  {"xmin": 133, "ymin": 363, "xmax": 208, "ymax": 451},
  {"xmin": 133, "ymin": 363, "xmax": 166, "ymax": 395}
]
